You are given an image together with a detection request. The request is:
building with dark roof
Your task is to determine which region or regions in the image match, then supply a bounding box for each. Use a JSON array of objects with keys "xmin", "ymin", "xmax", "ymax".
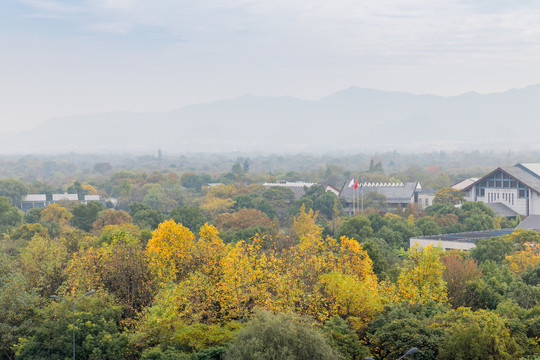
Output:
[
  {"xmin": 339, "ymin": 181, "xmax": 421, "ymax": 214},
  {"xmin": 262, "ymin": 181, "xmax": 316, "ymax": 200},
  {"xmin": 516, "ymin": 215, "xmax": 540, "ymax": 231},
  {"xmin": 462, "ymin": 163, "xmax": 540, "ymax": 216}
]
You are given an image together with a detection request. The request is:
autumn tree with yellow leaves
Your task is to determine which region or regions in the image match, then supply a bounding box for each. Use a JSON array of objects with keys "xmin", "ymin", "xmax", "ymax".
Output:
[
  {"xmin": 146, "ymin": 219, "xmax": 196, "ymax": 284},
  {"xmin": 395, "ymin": 244, "xmax": 447, "ymax": 304}
]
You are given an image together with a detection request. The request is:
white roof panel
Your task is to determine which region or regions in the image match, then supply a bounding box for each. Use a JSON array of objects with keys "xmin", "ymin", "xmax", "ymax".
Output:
[
  {"xmin": 520, "ymin": 163, "xmax": 540, "ymax": 178},
  {"xmin": 53, "ymin": 193, "xmax": 79, "ymax": 201},
  {"xmin": 22, "ymin": 194, "xmax": 47, "ymax": 202}
]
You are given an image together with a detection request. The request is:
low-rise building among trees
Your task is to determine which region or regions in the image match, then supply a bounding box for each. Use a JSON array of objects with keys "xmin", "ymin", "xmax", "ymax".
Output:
[
  {"xmin": 339, "ymin": 181, "xmax": 421, "ymax": 214},
  {"xmin": 462, "ymin": 163, "xmax": 540, "ymax": 216}
]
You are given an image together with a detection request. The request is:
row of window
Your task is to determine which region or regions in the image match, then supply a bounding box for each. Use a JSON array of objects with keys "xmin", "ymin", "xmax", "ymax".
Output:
[
  {"xmin": 487, "ymin": 192, "xmax": 516, "ymax": 204},
  {"xmin": 478, "ymin": 189, "xmax": 528, "ymax": 199},
  {"xmin": 475, "ymin": 172, "xmax": 529, "ymax": 199}
]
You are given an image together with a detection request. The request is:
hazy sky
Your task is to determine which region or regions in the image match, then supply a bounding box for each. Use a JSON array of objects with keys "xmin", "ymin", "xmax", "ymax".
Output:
[{"xmin": 2, "ymin": 0, "xmax": 540, "ymax": 131}]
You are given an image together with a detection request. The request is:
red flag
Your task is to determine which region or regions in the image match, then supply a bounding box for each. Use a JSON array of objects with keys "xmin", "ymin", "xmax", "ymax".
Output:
[{"xmin": 354, "ymin": 178, "xmax": 358, "ymax": 189}]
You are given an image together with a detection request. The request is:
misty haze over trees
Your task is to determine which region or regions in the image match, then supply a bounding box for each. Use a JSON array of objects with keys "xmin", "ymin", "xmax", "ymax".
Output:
[{"xmin": 2, "ymin": 85, "xmax": 540, "ymax": 154}]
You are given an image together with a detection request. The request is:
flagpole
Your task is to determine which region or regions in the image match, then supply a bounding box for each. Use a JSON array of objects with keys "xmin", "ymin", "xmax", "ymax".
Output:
[
  {"xmin": 353, "ymin": 180, "xmax": 356, "ymax": 215},
  {"xmin": 361, "ymin": 179, "xmax": 364, "ymax": 212},
  {"xmin": 348, "ymin": 179, "xmax": 354, "ymax": 216}
]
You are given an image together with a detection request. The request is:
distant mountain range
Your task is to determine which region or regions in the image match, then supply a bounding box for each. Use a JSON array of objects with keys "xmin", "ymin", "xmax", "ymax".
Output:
[{"xmin": 3, "ymin": 85, "xmax": 540, "ymax": 154}]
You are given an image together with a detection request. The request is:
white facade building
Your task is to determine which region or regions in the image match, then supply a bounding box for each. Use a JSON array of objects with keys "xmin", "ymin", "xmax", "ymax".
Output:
[{"xmin": 462, "ymin": 163, "xmax": 540, "ymax": 216}]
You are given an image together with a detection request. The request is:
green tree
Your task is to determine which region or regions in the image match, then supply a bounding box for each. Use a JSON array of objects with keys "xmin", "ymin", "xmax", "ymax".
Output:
[
  {"xmin": 460, "ymin": 201, "xmax": 495, "ymax": 231},
  {"xmin": 180, "ymin": 173, "xmax": 211, "ymax": 193},
  {"xmin": 67, "ymin": 180, "xmax": 88, "ymax": 200},
  {"xmin": 0, "ymin": 196, "xmax": 24, "ymax": 233},
  {"xmin": 433, "ymin": 187, "xmax": 465, "ymax": 205},
  {"xmin": 0, "ymin": 253, "xmax": 40, "ymax": 360},
  {"xmin": 415, "ymin": 216, "xmax": 441, "ymax": 236},
  {"xmin": 224, "ymin": 311, "xmax": 341, "ymax": 360},
  {"xmin": 170, "ymin": 206, "xmax": 207, "ymax": 234},
  {"xmin": 130, "ymin": 202, "xmax": 164, "ymax": 230},
  {"xmin": 361, "ymin": 240, "xmax": 389, "ymax": 277},
  {"xmin": 24, "ymin": 207, "xmax": 43, "ymax": 224},
  {"xmin": 337, "ymin": 216, "xmax": 373, "ymax": 242},
  {"xmin": 71, "ymin": 201, "xmax": 106, "ymax": 232},
  {"xmin": 20, "ymin": 235, "xmax": 68, "ymax": 297},
  {"xmin": 367, "ymin": 301, "xmax": 446, "ymax": 360},
  {"xmin": 15, "ymin": 292, "xmax": 130, "ymax": 360},
  {"xmin": 313, "ymin": 192, "xmax": 342, "ymax": 220},
  {"xmin": 0, "ymin": 179, "xmax": 28, "ymax": 206},
  {"xmin": 322, "ymin": 316, "xmax": 368, "ymax": 360},
  {"xmin": 143, "ymin": 184, "xmax": 169, "ymax": 211},
  {"xmin": 470, "ymin": 236, "xmax": 514, "ymax": 264},
  {"xmin": 435, "ymin": 308, "xmax": 520, "ymax": 360},
  {"xmin": 262, "ymin": 187, "xmax": 295, "ymax": 224}
]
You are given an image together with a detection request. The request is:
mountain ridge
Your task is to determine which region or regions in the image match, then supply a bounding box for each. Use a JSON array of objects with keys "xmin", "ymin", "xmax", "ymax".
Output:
[{"xmin": 1, "ymin": 85, "xmax": 539, "ymax": 154}]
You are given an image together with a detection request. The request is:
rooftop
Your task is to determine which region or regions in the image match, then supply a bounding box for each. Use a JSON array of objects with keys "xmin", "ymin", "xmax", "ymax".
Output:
[
  {"xmin": 517, "ymin": 215, "xmax": 540, "ymax": 231},
  {"xmin": 22, "ymin": 194, "xmax": 47, "ymax": 202},
  {"xmin": 52, "ymin": 193, "xmax": 79, "ymax": 201},
  {"xmin": 411, "ymin": 228, "xmax": 516, "ymax": 243},
  {"xmin": 340, "ymin": 181, "xmax": 419, "ymax": 204}
]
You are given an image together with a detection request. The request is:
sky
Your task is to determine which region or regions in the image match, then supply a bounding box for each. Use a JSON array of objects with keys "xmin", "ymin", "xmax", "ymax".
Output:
[{"xmin": 2, "ymin": 0, "xmax": 540, "ymax": 132}]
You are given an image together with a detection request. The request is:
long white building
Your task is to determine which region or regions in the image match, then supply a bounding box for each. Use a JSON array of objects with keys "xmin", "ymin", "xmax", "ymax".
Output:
[{"xmin": 462, "ymin": 163, "xmax": 540, "ymax": 216}]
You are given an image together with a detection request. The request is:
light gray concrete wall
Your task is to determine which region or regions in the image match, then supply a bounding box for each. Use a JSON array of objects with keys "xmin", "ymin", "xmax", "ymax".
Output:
[{"xmin": 410, "ymin": 238, "xmax": 476, "ymax": 250}]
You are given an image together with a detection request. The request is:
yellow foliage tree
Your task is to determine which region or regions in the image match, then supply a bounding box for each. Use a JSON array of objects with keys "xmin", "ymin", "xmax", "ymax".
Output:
[
  {"xmin": 508, "ymin": 229, "xmax": 540, "ymax": 244},
  {"xmin": 81, "ymin": 183, "xmax": 98, "ymax": 195},
  {"xmin": 506, "ymin": 242, "xmax": 540, "ymax": 275},
  {"xmin": 317, "ymin": 271, "xmax": 382, "ymax": 331},
  {"xmin": 195, "ymin": 223, "xmax": 228, "ymax": 280},
  {"xmin": 199, "ymin": 195, "xmax": 236, "ymax": 219},
  {"xmin": 20, "ymin": 235, "xmax": 69, "ymax": 297},
  {"xmin": 338, "ymin": 236, "xmax": 377, "ymax": 284},
  {"xmin": 40, "ymin": 204, "xmax": 72, "ymax": 225},
  {"xmin": 278, "ymin": 232, "xmax": 339, "ymax": 321},
  {"xmin": 146, "ymin": 219, "xmax": 196, "ymax": 284},
  {"xmin": 312, "ymin": 237, "xmax": 383, "ymax": 329},
  {"xmin": 219, "ymin": 238, "xmax": 266, "ymax": 319},
  {"xmin": 62, "ymin": 245, "xmax": 104, "ymax": 295},
  {"xmin": 293, "ymin": 204, "xmax": 322, "ymax": 240},
  {"xmin": 395, "ymin": 244, "xmax": 447, "ymax": 304}
]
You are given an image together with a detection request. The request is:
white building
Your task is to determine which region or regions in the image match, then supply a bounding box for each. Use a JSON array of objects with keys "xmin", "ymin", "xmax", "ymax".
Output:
[{"xmin": 462, "ymin": 163, "xmax": 540, "ymax": 217}]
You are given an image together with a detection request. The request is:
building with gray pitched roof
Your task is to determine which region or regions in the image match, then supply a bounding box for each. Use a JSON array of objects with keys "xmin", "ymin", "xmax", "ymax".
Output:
[
  {"xmin": 339, "ymin": 181, "xmax": 421, "ymax": 214},
  {"xmin": 20, "ymin": 194, "xmax": 47, "ymax": 211},
  {"xmin": 462, "ymin": 163, "xmax": 540, "ymax": 216},
  {"xmin": 262, "ymin": 181, "xmax": 316, "ymax": 200},
  {"xmin": 517, "ymin": 215, "xmax": 540, "ymax": 231}
]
